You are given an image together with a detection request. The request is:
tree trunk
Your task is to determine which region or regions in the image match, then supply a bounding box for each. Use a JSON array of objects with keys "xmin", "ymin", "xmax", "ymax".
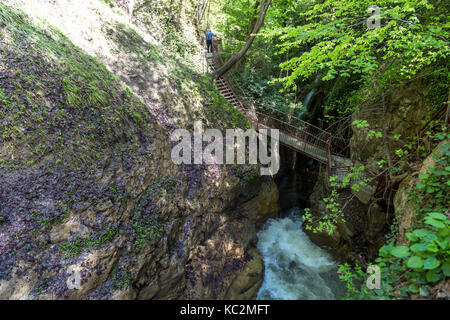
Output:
[
  {"xmin": 213, "ymin": 0, "xmax": 271, "ymax": 78},
  {"xmin": 177, "ymin": 0, "xmax": 184, "ymax": 24},
  {"xmin": 381, "ymin": 93, "xmax": 393, "ymax": 180},
  {"xmin": 128, "ymin": 0, "xmax": 135, "ymax": 21},
  {"xmin": 197, "ymin": 0, "xmax": 209, "ymax": 23},
  {"xmin": 446, "ymin": 91, "xmax": 450, "ymax": 126},
  {"xmin": 247, "ymin": 0, "xmax": 261, "ymax": 37}
]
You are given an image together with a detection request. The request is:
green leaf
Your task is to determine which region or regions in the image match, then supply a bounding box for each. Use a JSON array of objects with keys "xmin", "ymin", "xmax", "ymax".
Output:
[
  {"xmin": 425, "ymin": 218, "xmax": 446, "ymax": 229},
  {"xmin": 416, "ymin": 182, "xmax": 426, "ymax": 190},
  {"xmin": 425, "ymin": 243, "xmax": 438, "ymax": 253},
  {"xmin": 410, "ymin": 243, "xmax": 427, "ymax": 253},
  {"xmin": 416, "ymin": 251, "xmax": 436, "ymax": 259},
  {"xmin": 408, "ymin": 284, "xmax": 420, "ymax": 294},
  {"xmin": 390, "ymin": 245, "xmax": 410, "ymax": 258},
  {"xmin": 419, "ymin": 174, "xmax": 429, "ymax": 180},
  {"xmin": 413, "ymin": 229, "xmax": 432, "ymax": 239},
  {"xmin": 442, "ymin": 262, "xmax": 450, "ymax": 277},
  {"xmin": 423, "ymin": 233, "xmax": 438, "ymax": 242},
  {"xmin": 438, "ymin": 228, "xmax": 450, "ymax": 237},
  {"xmin": 436, "ymin": 239, "xmax": 447, "ymax": 250},
  {"xmin": 423, "ymin": 257, "xmax": 440, "ymax": 270},
  {"xmin": 379, "ymin": 243, "xmax": 394, "ymax": 256},
  {"xmin": 425, "ymin": 269, "xmax": 441, "ymax": 283},
  {"xmin": 406, "ymin": 256, "xmax": 424, "ymax": 269},
  {"xmin": 427, "ymin": 212, "xmax": 447, "ymax": 221},
  {"xmin": 405, "ymin": 232, "xmax": 418, "ymax": 242}
]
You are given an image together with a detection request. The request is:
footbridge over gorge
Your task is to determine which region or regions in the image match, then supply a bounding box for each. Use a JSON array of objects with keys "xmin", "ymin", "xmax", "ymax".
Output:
[
  {"xmin": 205, "ymin": 52, "xmax": 362, "ymax": 189},
  {"xmin": 205, "ymin": 51, "xmax": 449, "ymax": 201}
]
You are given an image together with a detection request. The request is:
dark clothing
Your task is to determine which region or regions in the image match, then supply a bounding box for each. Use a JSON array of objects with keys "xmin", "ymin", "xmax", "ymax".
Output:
[{"xmin": 206, "ymin": 39, "xmax": 213, "ymax": 53}]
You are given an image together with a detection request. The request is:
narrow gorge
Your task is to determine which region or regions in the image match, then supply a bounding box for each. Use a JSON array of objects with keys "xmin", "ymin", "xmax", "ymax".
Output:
[{"xmin": 0, "ymin": 0, "xmax": 448, "ymax": 302}]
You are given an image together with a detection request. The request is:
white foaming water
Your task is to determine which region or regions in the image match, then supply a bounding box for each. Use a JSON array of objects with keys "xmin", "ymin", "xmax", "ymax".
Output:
[{"xmin": 256, "ymin": 208, "xmax": 345, "ymax": 300}]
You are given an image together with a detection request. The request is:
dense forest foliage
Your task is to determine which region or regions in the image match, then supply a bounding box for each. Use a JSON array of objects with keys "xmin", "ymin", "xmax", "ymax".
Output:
[{"xmin": 209, "ymin": 0, "xmax": 449, "ymax": 122}]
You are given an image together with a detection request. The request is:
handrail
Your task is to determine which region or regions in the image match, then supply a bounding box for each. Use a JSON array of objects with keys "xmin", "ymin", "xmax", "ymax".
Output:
[
  {"xmin": 213, "ymin": 52, "xmax": 346, "ymax": 142},
  {"xmin": 211, "ymin": 52, "xmax": 350, "ymax": 157},
  {"xmin": 254, "ymin": 112, "xmax": 330, "ymax": 148},
  {"xmin": 206, "ymin": 51, "xmax": 351, "ymax": 165}
]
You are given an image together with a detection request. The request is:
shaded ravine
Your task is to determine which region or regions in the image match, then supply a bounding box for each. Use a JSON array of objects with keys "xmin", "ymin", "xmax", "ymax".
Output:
[{"xmin": 256, "ymin": 207, "xmax": 346, "ymax": 300}]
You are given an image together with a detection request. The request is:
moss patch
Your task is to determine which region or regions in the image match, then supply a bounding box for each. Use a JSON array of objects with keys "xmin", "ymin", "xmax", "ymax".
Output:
[{"xmin": 0, "ymin": 4, "xmax": 155, "ymax": 173}]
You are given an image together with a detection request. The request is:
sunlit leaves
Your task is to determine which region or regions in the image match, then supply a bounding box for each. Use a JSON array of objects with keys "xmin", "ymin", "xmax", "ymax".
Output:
[
  {"xmin": 406, "ymin": 256, "xmax": 424, "ymax": 269},
  {"xmin": 263, "ymin": 0, "xmax": 449, "ymax": 90},
  {"xmin": 340, "ymin": 139, "xmax": 449, "ymax": 299},
  {"xmin": 391, "ymin": 245, "xmax": 410, "ymax": 258}
]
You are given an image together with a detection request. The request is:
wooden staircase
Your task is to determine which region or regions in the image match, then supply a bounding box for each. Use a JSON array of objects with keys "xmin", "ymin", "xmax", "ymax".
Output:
[{"xmin": 206, "ymin": 53, "xmax": 245, "ymax": 111}]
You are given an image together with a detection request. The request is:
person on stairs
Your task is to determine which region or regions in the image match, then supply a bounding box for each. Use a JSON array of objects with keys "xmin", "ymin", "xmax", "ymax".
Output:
[{"xmin": 206, "ymin": 30, "xmax": 215, "ymax": 53}]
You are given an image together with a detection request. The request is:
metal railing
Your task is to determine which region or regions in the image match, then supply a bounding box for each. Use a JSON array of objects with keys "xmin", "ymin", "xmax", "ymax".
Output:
[
  {"xmin": 206, "ymin": 48, "xmax": 448, "ymax": 195},
  {"xmin": 207, "ymin": 52, "xmax": 350, "ymax": 159},
  {"xmin": 204, "ymin": 50, "xmax": 379, "ymax": 190}
]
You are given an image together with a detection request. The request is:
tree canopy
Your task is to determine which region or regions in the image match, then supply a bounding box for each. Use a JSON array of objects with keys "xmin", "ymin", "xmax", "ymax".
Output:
[{"xmin": 264, "ymin": 0, "xmax": 449, "ymax": 91}]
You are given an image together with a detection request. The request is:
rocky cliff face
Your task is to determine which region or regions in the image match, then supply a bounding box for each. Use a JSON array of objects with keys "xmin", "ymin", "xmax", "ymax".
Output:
[
  {"xmin": 185, "ymin": 179, "xmax": 279, "ymax": 300},
  {"xmin": 350, "ymin": 79, "xmax": 434, "ymax": 164},
  {"xmin": 0, "ymin": 136, "xmax": 279, "ymax": 300},
  {"xmin": 307, "ymin": 168, "xmax": 388, "ymax": 263},
  {"xmin": 393, "ymin": 140, "xmax": 449, "ymax": 246},
  {"xmin": 0, "ymin": 1, "xmax": 280, "ymax": 300}
]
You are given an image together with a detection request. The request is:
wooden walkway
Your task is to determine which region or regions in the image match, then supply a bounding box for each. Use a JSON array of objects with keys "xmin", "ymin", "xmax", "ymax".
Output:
[
  {"xmin": 206, "ymin": 52, "xmax": 448, "ymax": 201},
  {"xmin": 206, "ymin": 53, "xmax": 376, "ymax": 200},
  {"xmin": 205, "ymin": 52, "xmax": 378, "ymax": 198},
  {"xmin": 206, "ymin": 53, "xmax": 345, "ymax": 165}
]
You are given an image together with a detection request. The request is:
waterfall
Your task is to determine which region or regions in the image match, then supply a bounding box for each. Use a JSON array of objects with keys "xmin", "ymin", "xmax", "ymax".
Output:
[
  {"xmin": 298, "ymin": 74, "xmax": 322, "ymax": 118},
  {"xmin": 302, "ymin": 88, "xmax": 318, "ymax": 111},
  {"xmin": 256, "ymin": 207, "xmax": 345, "ymax": 300}
]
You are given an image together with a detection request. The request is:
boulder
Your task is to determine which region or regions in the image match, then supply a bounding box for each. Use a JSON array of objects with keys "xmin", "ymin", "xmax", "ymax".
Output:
[{"xmin": 224, "ymin": 248, "xmax": 264, "ymax": 300}]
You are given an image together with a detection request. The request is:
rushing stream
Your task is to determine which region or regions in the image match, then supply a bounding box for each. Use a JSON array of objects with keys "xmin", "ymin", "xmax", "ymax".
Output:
[{"xmin": 256, "ymin": 207, "xmax": 346, "ymax": 300}]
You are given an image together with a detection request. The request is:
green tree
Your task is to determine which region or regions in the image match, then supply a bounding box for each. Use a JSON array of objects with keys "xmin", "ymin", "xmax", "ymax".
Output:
[{"xmin": 263, "ymin": 0, "xmax": 449, "ymax": 91}]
